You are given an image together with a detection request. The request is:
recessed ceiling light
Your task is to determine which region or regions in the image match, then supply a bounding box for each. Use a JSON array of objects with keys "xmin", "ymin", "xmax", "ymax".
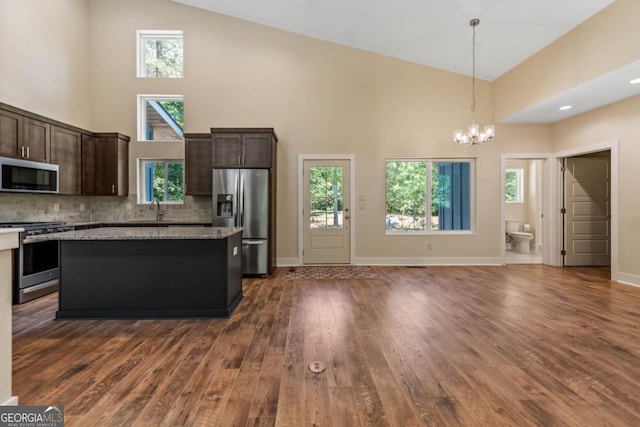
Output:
[
  {"xmin": 559, "ymin": 105, "xmax": 572, "ymax": 111},
  {"xmin": 630, "ymin": 78, "xmax": 640, "ymax": 84}
]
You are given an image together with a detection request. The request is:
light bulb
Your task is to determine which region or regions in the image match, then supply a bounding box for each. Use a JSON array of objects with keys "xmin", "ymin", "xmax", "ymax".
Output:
[{"xmin": 484, "ymin": 125, "xmax": 495, "ymax": 138}]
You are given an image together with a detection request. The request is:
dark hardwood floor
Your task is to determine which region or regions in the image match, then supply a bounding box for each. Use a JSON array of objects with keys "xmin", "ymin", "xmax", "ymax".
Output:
[{"xmin": 12, "ymin": 265, "xmax": 640, "ymax": 426}]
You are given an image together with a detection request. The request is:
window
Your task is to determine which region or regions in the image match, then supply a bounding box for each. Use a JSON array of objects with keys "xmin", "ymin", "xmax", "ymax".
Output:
[
  {"xmin": 137, "ymin": 30, "xmax": 183, "ymax": 78},
  {"xmin": 139, "ymin": 159, "xmax": 184, "ymax": 203},
  {"xmin": 505, "ymin": 168, "xmax": 524, "ymax": 203},
  {"xmin": 138, "ymin": 95, "xmax": 184, "ymax": 141},
  {"xmin": 309, "ymin": 166, "xmax": 344, "ymax": 228},
  {"xmin": 386, "ymin": 159, "xmax": 474, "ymax": 233}
]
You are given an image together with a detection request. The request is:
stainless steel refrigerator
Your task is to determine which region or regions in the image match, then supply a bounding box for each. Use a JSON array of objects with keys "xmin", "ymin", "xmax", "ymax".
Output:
[{"xmin": 212, "ymin": 168, "xmax": 270, "ymax": 275}]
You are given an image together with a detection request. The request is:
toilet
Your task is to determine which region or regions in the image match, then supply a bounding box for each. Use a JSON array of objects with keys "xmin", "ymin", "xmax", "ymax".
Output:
[{"xmin": 505, "ymin": 220, "xmax": 534, "ymax": 253}]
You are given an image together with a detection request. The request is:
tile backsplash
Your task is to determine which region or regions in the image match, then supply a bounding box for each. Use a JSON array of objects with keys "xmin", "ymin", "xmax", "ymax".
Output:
[{"xmin": 0, "ymin": 193, "xmax": 212, "ymax": 223}]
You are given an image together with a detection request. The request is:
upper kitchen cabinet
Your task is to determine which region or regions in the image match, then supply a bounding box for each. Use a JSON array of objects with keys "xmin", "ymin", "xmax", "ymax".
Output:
[
  {"xmin": 184, "ymin": 133, "xmax": 213, "ymax": 195},
  {"xmin": 84, "ymin": 133, "xmax": 129, "ymax": 196},
  {"xmin": 23, "ymin": 117, "xmax": 51, "ymax": 163},
  {"xmin": 211, "ymin": 128, "xmax": 278, "ymax": 168},
  {"xmin": 0, "ymin": 105, "xmax": 50, "ymax": 162},
  {"xmin": 0, "ymin": 108, "xmax": 23, "ymax": 158},
  {"xmin": 81, "ymin": 134, "xmax": 95, "ymax": 195},
  {"xmin": 0, "ymin": 103, "xmax": 131, "ymax": 196},
  {"xmin": 50, "ymin": 126, "xmax": 82, "ymax": 195}
]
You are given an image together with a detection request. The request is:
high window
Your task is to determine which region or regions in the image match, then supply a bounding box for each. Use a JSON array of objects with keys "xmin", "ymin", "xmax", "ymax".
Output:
[
  {"xmin": 137, "ymin": 95, "xmax": 184, "ymax": 142},
  {"xmin": 139, "ymin": 159, "xmax": 184, "ymax": 203},
  {"xmin": 137, "ymin": 30, "xmax": 183, "ymax": 78},
  {"xmin": 505, "ymin": 168, "xmax": 524, "ymax": 203},
  {"xmin": 386, "ymin": 159, "xmax": 474, "ymax": 233}
]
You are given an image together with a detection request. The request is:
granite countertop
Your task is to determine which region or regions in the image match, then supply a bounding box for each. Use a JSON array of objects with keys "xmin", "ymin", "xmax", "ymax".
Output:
[
  {"xmin": 26, "ymin": 226, "xmax": 243, "ymax": 241},
  {"xmin": 73, "ymin": 220, "xmax": 212, "ymax": 227}
]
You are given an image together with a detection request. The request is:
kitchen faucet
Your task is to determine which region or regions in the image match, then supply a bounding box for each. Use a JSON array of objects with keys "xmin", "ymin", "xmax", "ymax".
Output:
[{"xmin": 150, "ymin": 199, "xmax": 164, "ymax": 221}]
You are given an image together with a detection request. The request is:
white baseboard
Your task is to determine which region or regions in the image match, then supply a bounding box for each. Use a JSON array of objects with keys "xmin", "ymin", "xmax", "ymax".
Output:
[
  {"xmin": 354, "ymin": 257, "xmax": 504, "ymax": 266},
  {"xmin": 276, "ymin": 258, "xmax": 299, "ymax": 267},
  {"xmin": 277, "ymin": 257, "xmax": 504, "ymax": 267},
  {"xmin": 1, "ymin": 396, "xmax": 18, "ymax": 406},
  {"xmin": 615, "ymin": 272, "xmax": 640, "ymax": 288}
]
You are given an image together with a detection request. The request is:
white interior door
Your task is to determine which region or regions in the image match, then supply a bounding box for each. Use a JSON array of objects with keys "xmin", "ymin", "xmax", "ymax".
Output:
[
  {"xmin": 303, "ymin": 160, "xmax": 350, "ymax": 264},
  {"xmin": 564, "ymin": 155, "xmax": 611, "ymax": 266}
]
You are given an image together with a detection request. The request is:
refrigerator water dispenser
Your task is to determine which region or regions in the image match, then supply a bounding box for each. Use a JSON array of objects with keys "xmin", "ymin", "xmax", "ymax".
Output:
[{"xmin": 216, "ymin": 194, "xmax": 233, "ymax": 217}]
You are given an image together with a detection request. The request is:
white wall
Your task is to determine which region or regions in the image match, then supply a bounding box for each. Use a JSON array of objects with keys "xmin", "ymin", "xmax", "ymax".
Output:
[{"xmin": 0, "ymin": 0, "xmax": 92, "ymax": 129}]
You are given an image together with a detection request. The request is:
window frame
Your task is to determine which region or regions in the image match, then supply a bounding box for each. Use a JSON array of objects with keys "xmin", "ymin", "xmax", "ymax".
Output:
[
  {"xmin": 137, "ymin": 94, "xmax": 184, "ymax": 142},
  {"xmin": 136, "ymin": 30, "xmax": 184, "ymax": 78},
  {"xmin": 137, "ymin": 158, "xmax": 185, "ymax": 205},
  {"xmin": 385, "ymin": 158, "xmax": 475, "ymax": 235},
  {"xmin": 505, "ymin": 168, "xmax": 524, "ymax": 204}
]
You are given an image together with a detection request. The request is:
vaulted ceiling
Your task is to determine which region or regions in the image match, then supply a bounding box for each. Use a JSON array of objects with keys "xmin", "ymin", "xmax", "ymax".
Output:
[{"xmin": 173, "ymin": 0, "xmax": 640, "ymax": 123}]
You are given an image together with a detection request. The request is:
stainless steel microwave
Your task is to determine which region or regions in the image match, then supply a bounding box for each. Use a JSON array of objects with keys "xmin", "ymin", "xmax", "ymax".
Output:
[{"xmin": 0, "ymin": 156, "xmax": 58, "ymax": 193}]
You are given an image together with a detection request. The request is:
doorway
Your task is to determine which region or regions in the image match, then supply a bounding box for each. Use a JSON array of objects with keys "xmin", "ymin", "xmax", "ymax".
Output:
[
  {"xmin": 298, "ymin": 156, "xmax": 354, "ymax": 264},
  {"xmin": 502, "ymin": 156, "xmax": 548, "ymax": 264},
  {"xmin": 551, "ymin": 140, "xmax": 618, "ymax": 279},
  {"xmin": 562, "ymin": 151, "xmax": 611, "ymax": 266}
]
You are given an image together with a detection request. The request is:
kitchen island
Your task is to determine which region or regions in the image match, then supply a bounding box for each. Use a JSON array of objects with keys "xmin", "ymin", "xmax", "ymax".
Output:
[{"xmin": 28, "ymin": 227, "xmax": 243, "ymax": 319}]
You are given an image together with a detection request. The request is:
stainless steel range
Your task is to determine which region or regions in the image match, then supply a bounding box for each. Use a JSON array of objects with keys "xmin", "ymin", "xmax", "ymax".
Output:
[{"xmin": 0, "ymin": 222, "xmax": 74, "ymax": 303}]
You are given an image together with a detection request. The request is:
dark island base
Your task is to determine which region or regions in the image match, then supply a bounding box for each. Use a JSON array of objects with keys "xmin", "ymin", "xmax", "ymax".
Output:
[
  {"xmin": 55, "ymin": 234, "xmax": 242, "ymax": 319},
  {"xmin": 55, "ymin": 291, "xmax": 243, "ymax": 319}
]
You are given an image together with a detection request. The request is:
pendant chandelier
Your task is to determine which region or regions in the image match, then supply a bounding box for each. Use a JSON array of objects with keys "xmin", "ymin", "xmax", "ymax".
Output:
[{"xmin": 453, "ymin": 18, "xmax": 495, "ymax": 145}]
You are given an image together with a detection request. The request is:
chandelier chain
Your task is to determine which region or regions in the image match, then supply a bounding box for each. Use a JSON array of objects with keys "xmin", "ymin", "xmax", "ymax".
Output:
[
  {"xmin": 471, "ymin": 20, "xmax": 476, "ymax": 120},
  {"xmin": 453, "ymin": 17, "xmax": 495, "ymax": 145}
]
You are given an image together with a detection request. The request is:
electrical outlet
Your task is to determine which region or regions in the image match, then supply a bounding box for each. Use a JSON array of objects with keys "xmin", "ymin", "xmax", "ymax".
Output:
[{"xmin": 427, "ymin": 243, "xmax": 432, "ymax": 251}]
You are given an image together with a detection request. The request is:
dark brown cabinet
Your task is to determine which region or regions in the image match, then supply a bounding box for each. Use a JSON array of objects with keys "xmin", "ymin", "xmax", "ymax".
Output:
[
  {"xmin": 0, "ymin": 106, "xmax": 50, "ymax": 162},
  {"xmin": 211, "ymin": 128, "xmax": 276, "ymax": 168},
  {"xmin": 23, "ymin": 117, "xmax": 51, "ymax": 162},
  {"xmin": 81, "ymin": 134, "xmax": 95, "ymax": 195},
  {"xmin": 184, "ymin": 133, "xmax": 213, "ymax": 196},
  {"xmin": 50, "ymin": 126, "xmax": 82, "ymax": 195},
  {"xmin": 0, "ymin": 108, "xmax": 23, "ymax": 158},
  {"xmin": 84, "ymin": 133, "xmax": 129, "ymax": 196},
  {"xmin": 1, "ymin": 103, "xmax": 130, "ymax": 197}
]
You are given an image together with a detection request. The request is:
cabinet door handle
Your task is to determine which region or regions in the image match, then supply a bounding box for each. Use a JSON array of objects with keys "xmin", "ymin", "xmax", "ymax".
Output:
[
  {"xmin": 112, "ymin": 184, "xmax": 115, "ymax": 194},
  {"xmin": 21, "ymin": 146, "xmax": 24, "ymax": 157},
  {"xmin": 26, "ymin": 146, "xmax": 30, "ymax": 158}
]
